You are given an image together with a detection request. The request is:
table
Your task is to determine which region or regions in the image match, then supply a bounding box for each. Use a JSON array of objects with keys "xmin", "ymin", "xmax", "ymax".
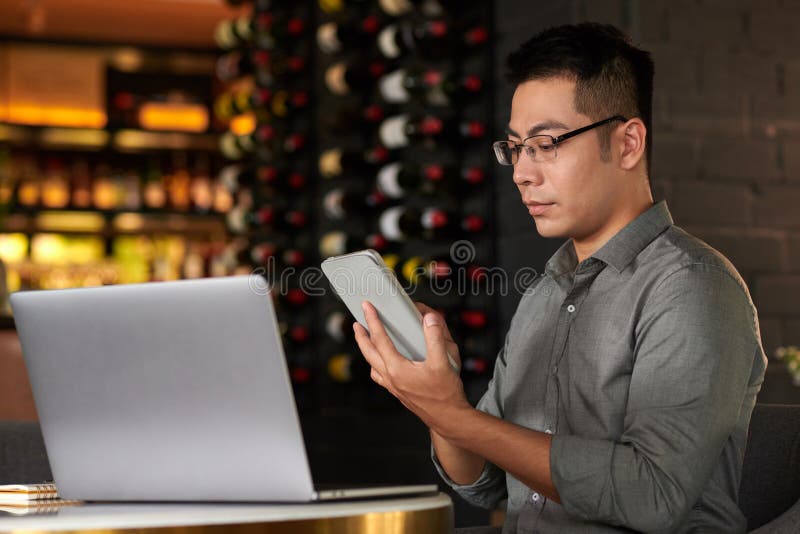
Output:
[{"xmin": 0, "ymin": 492, "xmax": 453, "ymax": 533}]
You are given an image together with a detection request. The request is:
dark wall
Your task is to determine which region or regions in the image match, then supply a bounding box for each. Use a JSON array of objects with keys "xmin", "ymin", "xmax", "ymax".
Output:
[{"xmin": 493, "ymin": 0, "xmax": 800, "ymax": 404}]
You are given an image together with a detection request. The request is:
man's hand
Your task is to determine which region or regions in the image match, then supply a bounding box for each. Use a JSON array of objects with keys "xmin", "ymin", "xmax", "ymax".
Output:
[{"xmin": 353, "ymin": 300, "xmax": 471, "ymax": 430}]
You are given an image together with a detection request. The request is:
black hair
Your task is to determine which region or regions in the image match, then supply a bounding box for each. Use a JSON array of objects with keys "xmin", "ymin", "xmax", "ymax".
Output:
[{"xmin": 506, "ymin": 23, "xmax": 654, "ymax": 172}]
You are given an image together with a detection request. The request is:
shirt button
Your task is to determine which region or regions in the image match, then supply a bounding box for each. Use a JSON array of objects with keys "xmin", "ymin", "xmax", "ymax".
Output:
[
  {"xmin": 552, "ymin": 365, "xmax": 558, "ymax": 374},
  {"xmin": 545, "ymin": 429, "xmax": 553, "ymax": 434},
  {"xmin": 566, "ymin": 304, "xmax": 576, "ymax": 313},
  {"xmin": 531, "ymin": 492, "xmax": 540, "ymax": 502}
]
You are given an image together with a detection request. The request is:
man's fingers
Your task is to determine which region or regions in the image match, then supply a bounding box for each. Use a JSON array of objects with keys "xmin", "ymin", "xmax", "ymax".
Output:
[
  {"xmin": 361, "ymin": 301, "xmax": 404, "ymax": 365},
  {"xmin": 415, "ymin": 302, "xmax": 456, "ymax": 342},
  {"xmin": 353, "ymin": 321, "xmax": 388, "ymax": 374}
]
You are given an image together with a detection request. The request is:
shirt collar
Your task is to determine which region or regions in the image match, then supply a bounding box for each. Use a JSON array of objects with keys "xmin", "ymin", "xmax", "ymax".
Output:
[{"xmin": 545, "ymin": 200, "xmax": 674, "ymax": 278}]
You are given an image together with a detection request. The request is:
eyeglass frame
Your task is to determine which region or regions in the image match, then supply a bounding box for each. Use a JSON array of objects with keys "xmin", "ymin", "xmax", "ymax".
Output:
[{"xmin": 493, "ymin": 115, "xmax": 628, "ymax": 165}]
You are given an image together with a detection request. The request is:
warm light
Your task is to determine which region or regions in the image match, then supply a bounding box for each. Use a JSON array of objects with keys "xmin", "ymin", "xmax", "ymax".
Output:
[
  {"xmin": 138, "ymin": 102, "xmax": 209, "ymax": 132},
  {"xmin": 31, "ymin": 234, "xmax": 68, "ymax": 265},
  {"xmin": 113, "ymin": 213, "xmax": 145, "ymax": 232},
  {"xmin": 39, "ymin": 128, "xmax": 109, "ymax": 148},
  {"xmin": 230, "ymin": 112, "xmax": 256, "ymax": 136},
  {"xmin": 0, "ymin": 234, "xmax": 29, "ymax": 263},
  {"xmin": 114, "ymin": 130, "xmax": 215, "ymax": 151},
  {"xmin": 7, "ymin": 106, "xmax": 107, "ymax": 129},
  {"xmin": 35, "ymin": 211, "xmax": 105, "ymax": 233}
]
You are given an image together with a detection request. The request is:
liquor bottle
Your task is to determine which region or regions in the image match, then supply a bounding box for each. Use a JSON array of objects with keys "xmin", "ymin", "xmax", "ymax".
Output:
[
  {"xmin": 220, "ymin": 124, "xmax": 306, "ymax": 160},
  {"xmin": 319, "ymin": 230, "xmax": 389, "ymax": 258},
  {"xmin": 15, "ymin": 156, "xmax": 40, "ymax": 209},
  {"xmin": 119, "ymin": 169, "xmax": 142, "ymax": 211},
  {"xmin": 226, "ymin": 203, "xmax": 309, "ymax": 233},
  {"xmin": 378, "ymin": 205, "xmax": 485, "ymax": 241},
  {"xmin": 190, "ymin": 156, "xmax": 214, "ymax": 214},
  {"xmin": 322, "ymin": 187, "xmax": 387, "ymax": 220},
  {"xmin": 0, "ymin": 148, "xmax": 13, "ymax": 208},
  {"xmin": 166, "ymin": 153, "xmax": 192, "ymax": 212},
  {"xmin": 376, "ymin": 161, "xmax": 485, "ymax": 198},
  {"xmin": 324, "ymin": 309, "xmax": 355, "ymax": 343},
  {"xmin": 324, "ymin": 58, "xmax": 389, "ymax": 96},
  {"xmin": 40, "ymin": 157, "xmax": 70, "ymax": 209},
  {"xmin": 142, "ymin": 158, "xmax": 167, "ymax": 211},
  {"xmin": 378, "ymin": 67, "xmax": 483, "ymax": 106},
  {"xmin": 324, "ymin": 104, "xmax": 386, "ymax": 135},
  {"xmin": 318, "ymin": 145, "xmax": 391, "ymax": 178},
  {"xmin": 280, "ymin": 320, "xmax": 312, "ymax": 349},
  {"xmin": 378, "ymin": 113, "xmax": 486, "ymax": 149},
  {"xmin": 317, "ymin": 13, "xmax": 382, "ymax": 54},
  {"xmin": 92, "ymin": 163, "xmax": 118, "ymax": 210},
  {"xmin": 214, "ymin": 16, "xmax": 254, "ymax": 50},
  {"xmin": 69, "ymin": 158, "xmax": 93, "ymax": 209}
]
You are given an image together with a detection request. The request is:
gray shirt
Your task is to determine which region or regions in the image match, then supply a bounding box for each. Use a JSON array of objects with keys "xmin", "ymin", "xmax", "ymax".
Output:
[{"xmin": 433, "ymin": 200, "xmax": 767, "ymax": 533}]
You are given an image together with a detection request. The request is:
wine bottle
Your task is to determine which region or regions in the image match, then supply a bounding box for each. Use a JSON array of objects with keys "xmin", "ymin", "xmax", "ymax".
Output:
[
  {"xmin": 317, "ymin": 13, "xmax": 382, "ymax": 54},
  {"xmin": 214, "ymin": 16, "xmax": 254, "ymax": 50},
  {"xmin": 319, "ymin": 230, "xmax": 389, "ymax": 258},
  {"xmin": 220, "ymin": 125, "xmax": 307, "ymax": 160},
  {"xmin": 378, "ymin": 66, "xmax": 483, "ymax": 106},
  {"xmin": 378, "ymin": 205, "xmax": 485, "ymax": 241},
  {"xmin": 376, "ymin": 161, "xmax": 486, "ymax": 198},
  {"xmin": 322, "ymin": 187, "xmax": 387, "ymax": 220},
  {"xmin": 324, "ymin": 103, "xmax": 386, "ymax": 135},
  {"xmin": 253, "ymin": 11, "xmax": 307, "ymax": 50},
  {"xmin": 378, "ymin": 113, "xmax": 486, "ymax": 149},
  {"xmin": 328, "ymin": 352, "xmax": 368, "ymax": 383},
  {"xmin": 377, "ymin": 16, "xmax": 488, "ymax": 59},
  {"xmin": 220, "ymin": 164, "xmax": 307, "ymax": 193},
  {"xmin": 386, "ymin": 255, "xmax": 455, "ymax": 285},
  {"xmin": 245, "ymin": 241, "xmax": 308, "ymax": 267},
  {"xmin": 325, "ymin": 309, "xmax": 354, "ymax": 343},
  {"xmin": 451, "ymin": 309, "xmax": 488, "ymax": 330},
  {"xmin": 226, "ymin": 203, "xmax": 309, "ymax": 233},
  {"xmin": 324, "ymin": 58, "xmax": 389, "ymax": 96},
  {"xmin": 318, "ymin": 145, "xmax": 391, "ymax": 178}
]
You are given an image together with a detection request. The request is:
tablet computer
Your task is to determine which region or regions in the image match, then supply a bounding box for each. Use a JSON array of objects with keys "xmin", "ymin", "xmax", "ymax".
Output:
[{"xmin": 321, "ymin": 249, "xmax": 459, "ymax": 370}]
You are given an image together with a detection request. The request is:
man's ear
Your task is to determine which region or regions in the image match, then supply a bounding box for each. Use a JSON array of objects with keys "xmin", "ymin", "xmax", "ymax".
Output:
[{"xmin": 618, "ymin": 118, "xmax": 646, "ymax": 171}]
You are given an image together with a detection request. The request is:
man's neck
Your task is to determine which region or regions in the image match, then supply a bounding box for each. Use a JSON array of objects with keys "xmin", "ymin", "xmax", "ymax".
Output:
[{"xmin": 572, "ymin": 199, "xmax": 654, "ymax": 264}]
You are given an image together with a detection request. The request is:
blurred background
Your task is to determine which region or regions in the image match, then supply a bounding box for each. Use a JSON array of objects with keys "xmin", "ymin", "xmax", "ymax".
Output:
[{"xmin": 0, "ymin": 0, "xmax": 798, "ymax": 527}]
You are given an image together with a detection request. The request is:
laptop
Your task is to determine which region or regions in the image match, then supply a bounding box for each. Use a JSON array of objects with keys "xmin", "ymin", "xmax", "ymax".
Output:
[{"xmin": 10, "ymin": 275, "xmax": 437, "ymax": 502}]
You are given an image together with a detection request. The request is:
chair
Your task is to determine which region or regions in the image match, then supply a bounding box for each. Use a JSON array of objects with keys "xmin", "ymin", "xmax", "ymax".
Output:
[{"xmin": 739, "ymin": 403, "xmax": 800, "ymax": 532}]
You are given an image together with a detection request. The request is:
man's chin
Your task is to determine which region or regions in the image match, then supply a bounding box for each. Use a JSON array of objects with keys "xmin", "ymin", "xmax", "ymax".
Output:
[{"xmin": 532, "ymin": 219, "xmax": 568, "ymax": 239}]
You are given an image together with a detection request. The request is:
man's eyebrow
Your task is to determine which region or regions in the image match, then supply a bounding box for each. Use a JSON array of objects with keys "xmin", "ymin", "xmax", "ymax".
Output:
[{"xmin": 505, "ymin": 121, "xmax": 570, "ymax": 139}]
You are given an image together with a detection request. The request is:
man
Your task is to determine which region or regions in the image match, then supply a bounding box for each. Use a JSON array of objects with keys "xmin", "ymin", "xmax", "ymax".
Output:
[{"xmin": 354, "ymin": 23, "xmax": 766, "ymax": 533}]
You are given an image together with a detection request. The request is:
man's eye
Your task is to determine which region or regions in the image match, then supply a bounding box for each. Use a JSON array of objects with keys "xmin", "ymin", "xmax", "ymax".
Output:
[{"xmin": 538, "ymin": 143, "xmax": 555, "ymax": 152}]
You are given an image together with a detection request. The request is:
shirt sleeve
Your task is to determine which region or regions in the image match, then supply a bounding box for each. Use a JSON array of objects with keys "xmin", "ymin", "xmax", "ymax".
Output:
[
  {"xmin": 430, "ymin": 333, "xmax": 510, "ymax": 509},
  {"xmin": 549, "ymin": 263, "xmax": 760, "ymax": 532}
]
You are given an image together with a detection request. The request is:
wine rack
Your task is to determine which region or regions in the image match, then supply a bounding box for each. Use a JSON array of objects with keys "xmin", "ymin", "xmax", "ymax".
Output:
[{"xmin": 215, "ymin": 0, "xmax": 496, "ymax": 419}]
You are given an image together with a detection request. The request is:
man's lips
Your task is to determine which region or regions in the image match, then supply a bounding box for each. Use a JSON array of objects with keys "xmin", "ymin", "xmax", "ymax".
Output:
[{"xmin": 524, "ymin": 201, "xmax": 555, "ymax": 216}]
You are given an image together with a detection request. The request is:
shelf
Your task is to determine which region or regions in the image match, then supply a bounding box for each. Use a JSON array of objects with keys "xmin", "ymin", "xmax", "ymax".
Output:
[
  {"xmin": 1, "ymin": 210, "xmax": 227, "ymax": 237},
  {"xmin": 0, "ymin": 123, "xmax": 220, "ymax": 153}
]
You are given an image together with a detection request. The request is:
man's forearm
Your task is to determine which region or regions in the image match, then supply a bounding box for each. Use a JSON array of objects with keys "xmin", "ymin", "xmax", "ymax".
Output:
[
  {"xmin": 433, "ymin": 406, "xmax": 561, "ymax": 503},
  {"xmin": 430, "ymin": 429, "xmax": 486, "ymax": 485}
]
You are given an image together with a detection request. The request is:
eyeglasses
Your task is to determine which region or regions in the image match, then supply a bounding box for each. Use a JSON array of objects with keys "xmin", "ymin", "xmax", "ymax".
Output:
[{"xmin": 492, "ymin": 115, "xmax": 628, "ymax": 165}]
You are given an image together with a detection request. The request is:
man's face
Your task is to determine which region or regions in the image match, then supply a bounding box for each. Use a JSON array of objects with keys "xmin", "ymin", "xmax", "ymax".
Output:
[{"xmin": 507, "ymin": 77, "xmax": 622, "ymax": 241}]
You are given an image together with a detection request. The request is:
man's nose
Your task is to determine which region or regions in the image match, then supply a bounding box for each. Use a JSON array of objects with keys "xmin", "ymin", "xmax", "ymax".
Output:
[{"xmin": 512, "ymin": 157, "xmax": 544, "ymax": 186}]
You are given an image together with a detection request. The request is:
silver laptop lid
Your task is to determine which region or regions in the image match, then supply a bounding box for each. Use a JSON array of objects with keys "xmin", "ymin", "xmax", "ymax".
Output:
[{"xmin": 11, "ymin": 275, "xmax": 315, "ymax": 502}]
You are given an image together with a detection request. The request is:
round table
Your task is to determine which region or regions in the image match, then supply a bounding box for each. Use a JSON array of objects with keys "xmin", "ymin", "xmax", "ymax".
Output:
[{"xmin": 0, "ymin": 493, "xmax": 453, "ymax": 533}]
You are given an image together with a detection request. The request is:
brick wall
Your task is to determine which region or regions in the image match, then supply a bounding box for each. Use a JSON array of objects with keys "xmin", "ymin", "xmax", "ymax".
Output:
[{"xmin": 494, "ymin": 0, "xmax": 800, "ymax": 403}]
